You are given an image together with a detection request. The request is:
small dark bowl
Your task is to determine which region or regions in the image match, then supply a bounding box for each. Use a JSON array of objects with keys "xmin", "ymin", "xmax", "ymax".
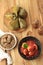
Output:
[{"xmin": 18, "ymin": 36, "xmax": 41, "ymax": 60}]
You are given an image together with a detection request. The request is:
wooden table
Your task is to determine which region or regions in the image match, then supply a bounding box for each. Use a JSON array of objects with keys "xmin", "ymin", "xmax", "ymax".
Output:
[{"xmin": 0, "ymin": 0, "xmax": 43, "ymax": 65}]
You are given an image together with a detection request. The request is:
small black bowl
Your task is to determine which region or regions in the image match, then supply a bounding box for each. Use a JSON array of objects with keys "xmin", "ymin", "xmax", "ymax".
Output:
[{"xmin": 18, "ymin": 36, "xmax": 41, "ymax": 60}]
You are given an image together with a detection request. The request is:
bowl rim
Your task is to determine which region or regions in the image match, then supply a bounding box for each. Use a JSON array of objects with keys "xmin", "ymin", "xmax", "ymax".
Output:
[
  {"xmin": 18, "ymin": 36, "xmax": 41, "ymax": 60},
  {"xmin": 0, "ymin": 32, "xmax": 17, "ymax": 50}
]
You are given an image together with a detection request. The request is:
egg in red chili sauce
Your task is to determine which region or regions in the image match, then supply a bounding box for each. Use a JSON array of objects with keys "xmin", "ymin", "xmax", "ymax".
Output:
[{"xmin": 20, "ymin": 40, "xmax": 38, "ymax": 57}]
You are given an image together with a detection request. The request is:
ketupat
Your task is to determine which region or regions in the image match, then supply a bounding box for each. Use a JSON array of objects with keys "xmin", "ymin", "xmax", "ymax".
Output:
[
  {"xmin": 5, "ymin": 12, "xmax": 12, "ymax": 19},
  {"xmin": 4, "ymin": 6, "xmax": 27, "ymax": 31},
  {"xmin": 12, "ymin": 6, "xmax": 19, "ymax": 16},
  {"xmin": 19, "ymin": 18, "xmax": 27, "ymax": 28},
  {"xmin": 19, "ymin": 7, "xmax": 27, "ymax": 19},
  {"xmin": 10, "ymin": 18, "xmax": 19, "ymax": 30}
]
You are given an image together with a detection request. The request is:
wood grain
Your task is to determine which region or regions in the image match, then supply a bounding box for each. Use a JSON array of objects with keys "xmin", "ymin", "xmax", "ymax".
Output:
[{"xmin": 0, "ymin": 0, "xmax": 43, "ymax": 65}]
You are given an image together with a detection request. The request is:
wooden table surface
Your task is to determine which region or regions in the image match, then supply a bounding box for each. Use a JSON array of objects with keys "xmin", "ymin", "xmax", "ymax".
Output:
[{"xmin": 0, "ymin": 0, "xmax": 43, "ymax": 65}]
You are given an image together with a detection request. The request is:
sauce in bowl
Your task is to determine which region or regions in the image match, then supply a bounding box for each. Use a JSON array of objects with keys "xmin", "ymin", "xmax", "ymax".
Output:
[
  {"xmin": 20, "ymin": 40, "xmax": 38, "ymax": 57},
  {"xmin": 0, "ymin": 33, "xmax": 17, "ymax": 50},
  {"xmin": 18, "ymin": 36, "xmax": 41, "ymax": 60}
]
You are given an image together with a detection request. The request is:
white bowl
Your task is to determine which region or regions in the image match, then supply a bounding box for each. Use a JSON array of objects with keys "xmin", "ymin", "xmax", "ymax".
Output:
[{"xmin": 0, "ymin": 30, "xmax": 17, "ymax": 50}]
